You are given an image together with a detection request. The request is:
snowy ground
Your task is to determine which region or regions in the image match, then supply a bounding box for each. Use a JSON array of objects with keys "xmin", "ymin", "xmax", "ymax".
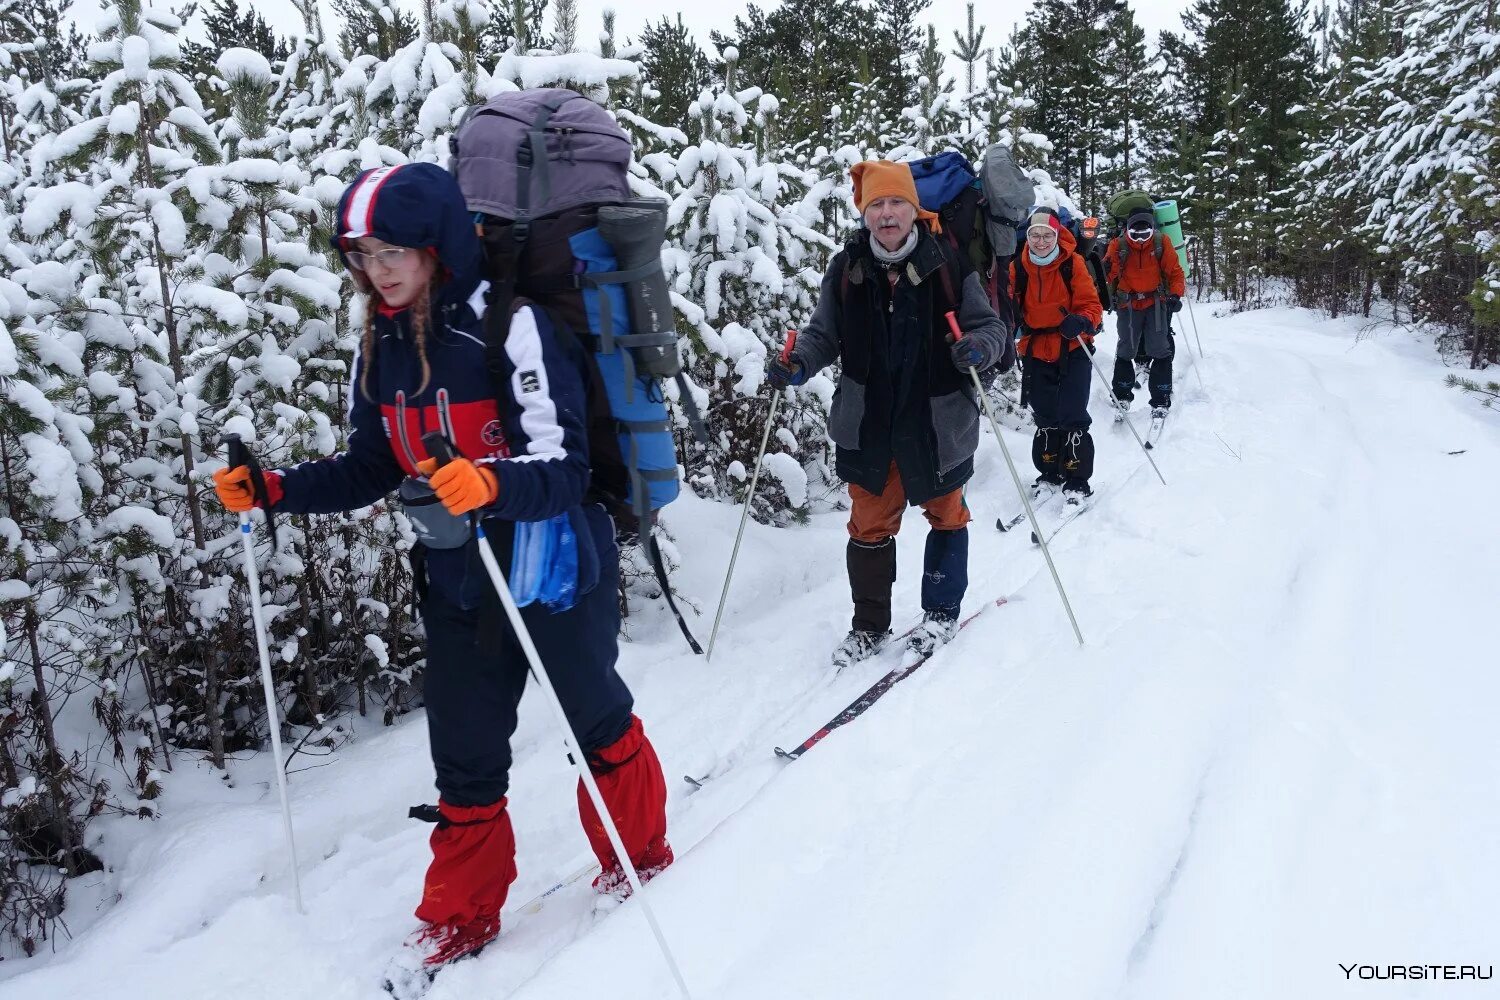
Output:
[{"xmin": 5, "ymin": 305, "xmax": 1499, "ymax": 1000}]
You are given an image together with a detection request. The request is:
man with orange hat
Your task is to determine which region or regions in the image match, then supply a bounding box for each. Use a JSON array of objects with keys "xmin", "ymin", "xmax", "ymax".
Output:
[{"xmin": 764, "ymin": 159, "xmax": 1005, "ymax": 668}]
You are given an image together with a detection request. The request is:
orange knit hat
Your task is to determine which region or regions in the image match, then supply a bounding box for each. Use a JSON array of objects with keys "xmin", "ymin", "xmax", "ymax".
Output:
[{"xmin": 851, "ymin": 161, "xmax": 942, "ymax": 234}]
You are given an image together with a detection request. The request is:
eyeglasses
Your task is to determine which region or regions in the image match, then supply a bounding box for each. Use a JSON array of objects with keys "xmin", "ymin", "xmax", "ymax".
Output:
[{"xmin": 346, "ymin": 247, "xmax": 414, "ymax": 271}]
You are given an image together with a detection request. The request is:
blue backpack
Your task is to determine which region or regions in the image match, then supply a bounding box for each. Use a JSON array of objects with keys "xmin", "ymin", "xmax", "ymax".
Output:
[{"xmin": 908, "ymin": 152, "xmax": 993, "ymax": 278}]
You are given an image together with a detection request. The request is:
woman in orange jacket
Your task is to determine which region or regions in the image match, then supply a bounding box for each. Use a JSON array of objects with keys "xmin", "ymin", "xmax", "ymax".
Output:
[
  {"xmin": 1105, "ymin": 208, "xmax": 1186, "ymax": 414},
  {"xmin": 1010, "ymin": 208, "xmax": 1104, "ymax": 504}
]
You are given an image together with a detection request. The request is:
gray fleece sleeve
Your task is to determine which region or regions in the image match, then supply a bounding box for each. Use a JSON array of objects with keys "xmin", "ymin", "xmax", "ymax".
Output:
[
  {"xmin": 955, "ymin": 270, "xmax": 1006, "ymax": 370},
  {"xmin": 790, "ymin": 257, "xmax": 844, "ymax": 378}
]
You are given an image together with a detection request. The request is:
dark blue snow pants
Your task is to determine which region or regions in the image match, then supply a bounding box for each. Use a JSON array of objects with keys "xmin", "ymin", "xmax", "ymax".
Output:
[{"xmin": 417, "ymin": 505, "xmax": 633, "ymax": 807}]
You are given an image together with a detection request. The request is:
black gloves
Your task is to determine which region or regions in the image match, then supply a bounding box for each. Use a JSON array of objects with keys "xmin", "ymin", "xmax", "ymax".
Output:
[{"xmin": 1059, "ymin": 314, "xmax": 1093, "ymax": 340}]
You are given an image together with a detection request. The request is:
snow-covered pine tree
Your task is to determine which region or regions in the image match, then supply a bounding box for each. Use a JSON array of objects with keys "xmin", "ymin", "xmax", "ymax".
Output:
[
  {"xmin": 1094, "ymin": 3, "xmax": 1159, "ymax": 205},
  {"xmin": 1154, "ymin": 0, "xmax": 1318, "ymax": 300},
  {"xmin": 889, "ymin": 24, "xmax": 966, "ymax": 161},
  {"xmin": 668, "ymin": 49, "xmax": 838, "ymax": 521},
  {"xmin": 949, "ymin": 2, "xmax": 987, "ymax": 149},
  {"xmin": 995, "ymin": 0, "xmax": 1136, "ymax": 212},
  {"xmin": 191, "ymin": 47, "xmax": 414, "ymax": 735},
  {"xmin": 0, "ymin": 258, "xmax": 116, "ymax": 953},
  {"xmin": 413, "ymin": 0, "xmax": 506, "ymax": 163},
  {"xmin": 334, "ymin": 0, "xmax": 418, "ymax": 61},
  {"xmin": 0, "ymin": 38, "xmax": 136, "ymax": 952},
  {"xmin": 637, "ymin": 14, "xmax": 709, "ymax": 128},
  {"xmin": 34, "ymin": 0, "xmax": 254, "ymax": 765},
  {"xmin": 1330, "ymin": 0, "xmax": 1498, "ymax": 358},
  {"xmin": 711, "ymin": 0, "xmax": 886, "ymax": 153},
  {"xmin": 1284, "ymin": 0, "xmax": 1401, "ymax": 316},
  {"xmin": 977, "ymin": 50, "xmax": 1051, "ymax": 171},
  {"xmin": 182, "ymin": 0, "xmax": 290, "ymax": 117}
]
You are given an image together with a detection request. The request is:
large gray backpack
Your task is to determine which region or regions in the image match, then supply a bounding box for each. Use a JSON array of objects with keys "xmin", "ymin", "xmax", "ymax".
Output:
[
  {"xmin": 453, "ymin": 88, "xmax": 632, "ymax": 224},
  {"xmin": 451, "ymin": 88, "xmax": 705, "ymax": 652},
  {"xmin": 979, "ymin": 143, "xmax": 1035, "ymax": 258}
]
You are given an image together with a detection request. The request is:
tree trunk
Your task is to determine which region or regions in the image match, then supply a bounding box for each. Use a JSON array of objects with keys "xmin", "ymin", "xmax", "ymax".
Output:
[
  {"xmin": 133, "ymin": 585, "xmax": 174, "ymax": 772},
  {"xmin": 136, "ymin": 93, "xmax": 221, "ymax": 768},
  {"xmin": 24, "ymin": 603, "xmax": 82, "ymax": 877}
]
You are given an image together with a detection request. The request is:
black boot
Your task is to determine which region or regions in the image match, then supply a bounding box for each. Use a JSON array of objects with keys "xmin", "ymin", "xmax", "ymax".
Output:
[
  {"xmin": 1060, "ymin": 429, "xmax": 1094, "ymax": 495},
  {"xmin": 1032, "ymin": 428, "xmax": 1061, "ymax": 483},
  {"xmin": 847, "ymin": 537, "xmax": 896, "ymax": 634},
  {"xmin": 1111, "ymin": 355, "xmax": 1135, "ymax": 402},
  {"xmin": 1149, "ymin": 352, "xmax": 1174, "ymax": 409}
]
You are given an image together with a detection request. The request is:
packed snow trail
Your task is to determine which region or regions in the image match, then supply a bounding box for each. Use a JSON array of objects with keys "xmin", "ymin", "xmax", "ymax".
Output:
[{"xmin": 4, "ymin": 306, "xmax": 1498, "ymax": 1000}]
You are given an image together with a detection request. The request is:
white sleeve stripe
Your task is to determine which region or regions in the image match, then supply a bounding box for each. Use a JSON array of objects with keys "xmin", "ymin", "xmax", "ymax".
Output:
[{"xmin": 504, "ymin": 307, "xmax": 567, "ymax": 463}]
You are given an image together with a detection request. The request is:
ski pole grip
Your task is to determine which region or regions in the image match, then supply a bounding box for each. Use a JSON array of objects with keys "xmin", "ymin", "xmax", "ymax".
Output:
[
  {"xmin": 421, "ymin": 431, "xmax": 460, "ymax": 470},
  {"xmin": 944, "ymin": 310, "xmax": 963, "ymax": 342},
  {"xmin": 781, "ymin": 329, "xmax": 798, "ymax": 363},
  {"xmin": 224, "ymin": 433, "xmax": 249, "ymax": 470}
]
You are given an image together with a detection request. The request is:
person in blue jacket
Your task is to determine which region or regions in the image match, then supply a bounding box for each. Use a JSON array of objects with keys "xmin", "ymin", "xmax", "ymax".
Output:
[{"xmin": 212, "ymin": 163, "xmax": 672, "ymax": 970}]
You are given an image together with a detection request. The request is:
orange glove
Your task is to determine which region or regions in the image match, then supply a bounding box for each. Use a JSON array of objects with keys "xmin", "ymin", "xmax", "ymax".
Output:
[
  {"xmin": 212, "ymin": 465, "xmax": 283, "ymax": 513},
  {"xmin": 417, "ymin": 457, "xmax": 499, "ymax": 516}
]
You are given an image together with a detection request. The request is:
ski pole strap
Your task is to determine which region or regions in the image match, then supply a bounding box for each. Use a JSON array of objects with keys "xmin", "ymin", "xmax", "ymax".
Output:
[
  {"xmin": 673, "ymin": 372, "xmax": 709, "ymax": 444},
  {"xmin": 407, "ymin": 804, "xmax": 492, "ymax": 830},
  {"xmin": 646, "ymin": 529, "xmax": 704, "ymax": 655}
]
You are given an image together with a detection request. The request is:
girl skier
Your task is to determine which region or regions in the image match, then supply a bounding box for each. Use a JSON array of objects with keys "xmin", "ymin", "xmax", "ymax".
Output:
[{"xmin": 211, "ymin": 162, "xmax": 673, "ymax": 971}]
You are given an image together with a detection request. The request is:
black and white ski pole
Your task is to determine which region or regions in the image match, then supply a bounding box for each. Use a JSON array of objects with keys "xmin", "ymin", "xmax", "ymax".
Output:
[
  {"xmin": 946, "ymin": 314, "xmax": 1084, "ymax": 647},
  {"xmin": 1166, "ymin": 297, "xmax": 1209, "ymax": 393},
  {"xmin": 1075, "ymin": 338, "xmax": 1168, "ymax": 487},
  {"xmin": 706, "ymin": 330, "xmax": 797, "ymax": 663},
  {"xmin": 224, "ymin": 434, "xmax": 304, "ymax": 915},
  {"xmin": 420, "ymin": 433, "xmax": 693, "ymax": 1000},
  {"xmin": 1184, "ymin": 294, "xmax": 1206, "ymax": 358}
]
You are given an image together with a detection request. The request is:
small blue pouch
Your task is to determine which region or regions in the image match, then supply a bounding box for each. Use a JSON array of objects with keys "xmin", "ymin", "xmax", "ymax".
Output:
[{"xmin": 510, "ymin": 512, "xmax": 579, "ymax": 612}]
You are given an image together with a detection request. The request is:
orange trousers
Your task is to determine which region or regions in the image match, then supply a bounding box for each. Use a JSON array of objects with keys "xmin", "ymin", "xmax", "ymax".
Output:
[{"xmin": 847, "ymin": 462, "xmax": 970, "ymax": 543}]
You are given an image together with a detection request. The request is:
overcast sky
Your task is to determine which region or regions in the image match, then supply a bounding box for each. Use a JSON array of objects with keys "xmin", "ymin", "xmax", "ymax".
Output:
[{"xmin": 67, "ymin": 0, "xmax": 1197, "ymax": 63}]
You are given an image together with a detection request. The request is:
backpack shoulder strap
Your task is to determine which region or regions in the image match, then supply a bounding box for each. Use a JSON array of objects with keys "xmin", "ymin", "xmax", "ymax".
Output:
[
  {"xmin": 481, "ymin": 289, "xmax": 518, "ymax": 388},
  {"xmin": 936, "ymin": 245, "xmax": 960, "ymax": 315},
  {"xmin": 1013, "ymin": 257, "xmax": 1029, "ymax": 323}
]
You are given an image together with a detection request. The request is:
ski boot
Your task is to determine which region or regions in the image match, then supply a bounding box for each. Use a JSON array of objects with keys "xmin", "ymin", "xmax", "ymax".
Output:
[
  {"xmin": 906, "ymin": 612, "xmax": 958, "ymax": 657},
  {"xmin": 383, "ymin": 915, "xmax": 500, "ymax": 998},
  {"xmin": 832, "ymin": 629, "xmax": 891, "ymax": 670},
  {"xmin": 1062, "ymin": 483, "xmax": 1094, "ymax": 508},
  {"xmin": 593, "ymin": 839, "xmax": 675, "ymax": 901},
  {"xmin": 1029, "ymin": 475, "xmax": 1062, "ymax": 503}
]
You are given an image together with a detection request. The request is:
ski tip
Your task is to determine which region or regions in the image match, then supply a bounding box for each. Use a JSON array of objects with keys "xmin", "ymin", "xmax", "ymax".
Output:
[
  {"xmin": 773, "ymin": 746, "xmax": 798, "ymax": 761},
  {"xmin": 683, "ymin": 774, "xmax": 704, "ymax": 789},
  {"xmin": 995, "ymin": 517, "xmax": 1008, "ymax": 532}
]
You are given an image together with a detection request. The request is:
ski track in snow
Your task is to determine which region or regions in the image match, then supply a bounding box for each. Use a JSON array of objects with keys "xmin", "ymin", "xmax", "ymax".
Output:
[{"xmin": 5, "ymin": 306, "xmax": 1499, "ymax": 1000}]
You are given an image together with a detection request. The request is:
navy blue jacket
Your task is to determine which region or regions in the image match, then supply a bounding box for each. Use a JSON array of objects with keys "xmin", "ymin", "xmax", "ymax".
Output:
[{"xmin": 272, "ymin": 163, "xmax": 608, "ymax": 607}]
